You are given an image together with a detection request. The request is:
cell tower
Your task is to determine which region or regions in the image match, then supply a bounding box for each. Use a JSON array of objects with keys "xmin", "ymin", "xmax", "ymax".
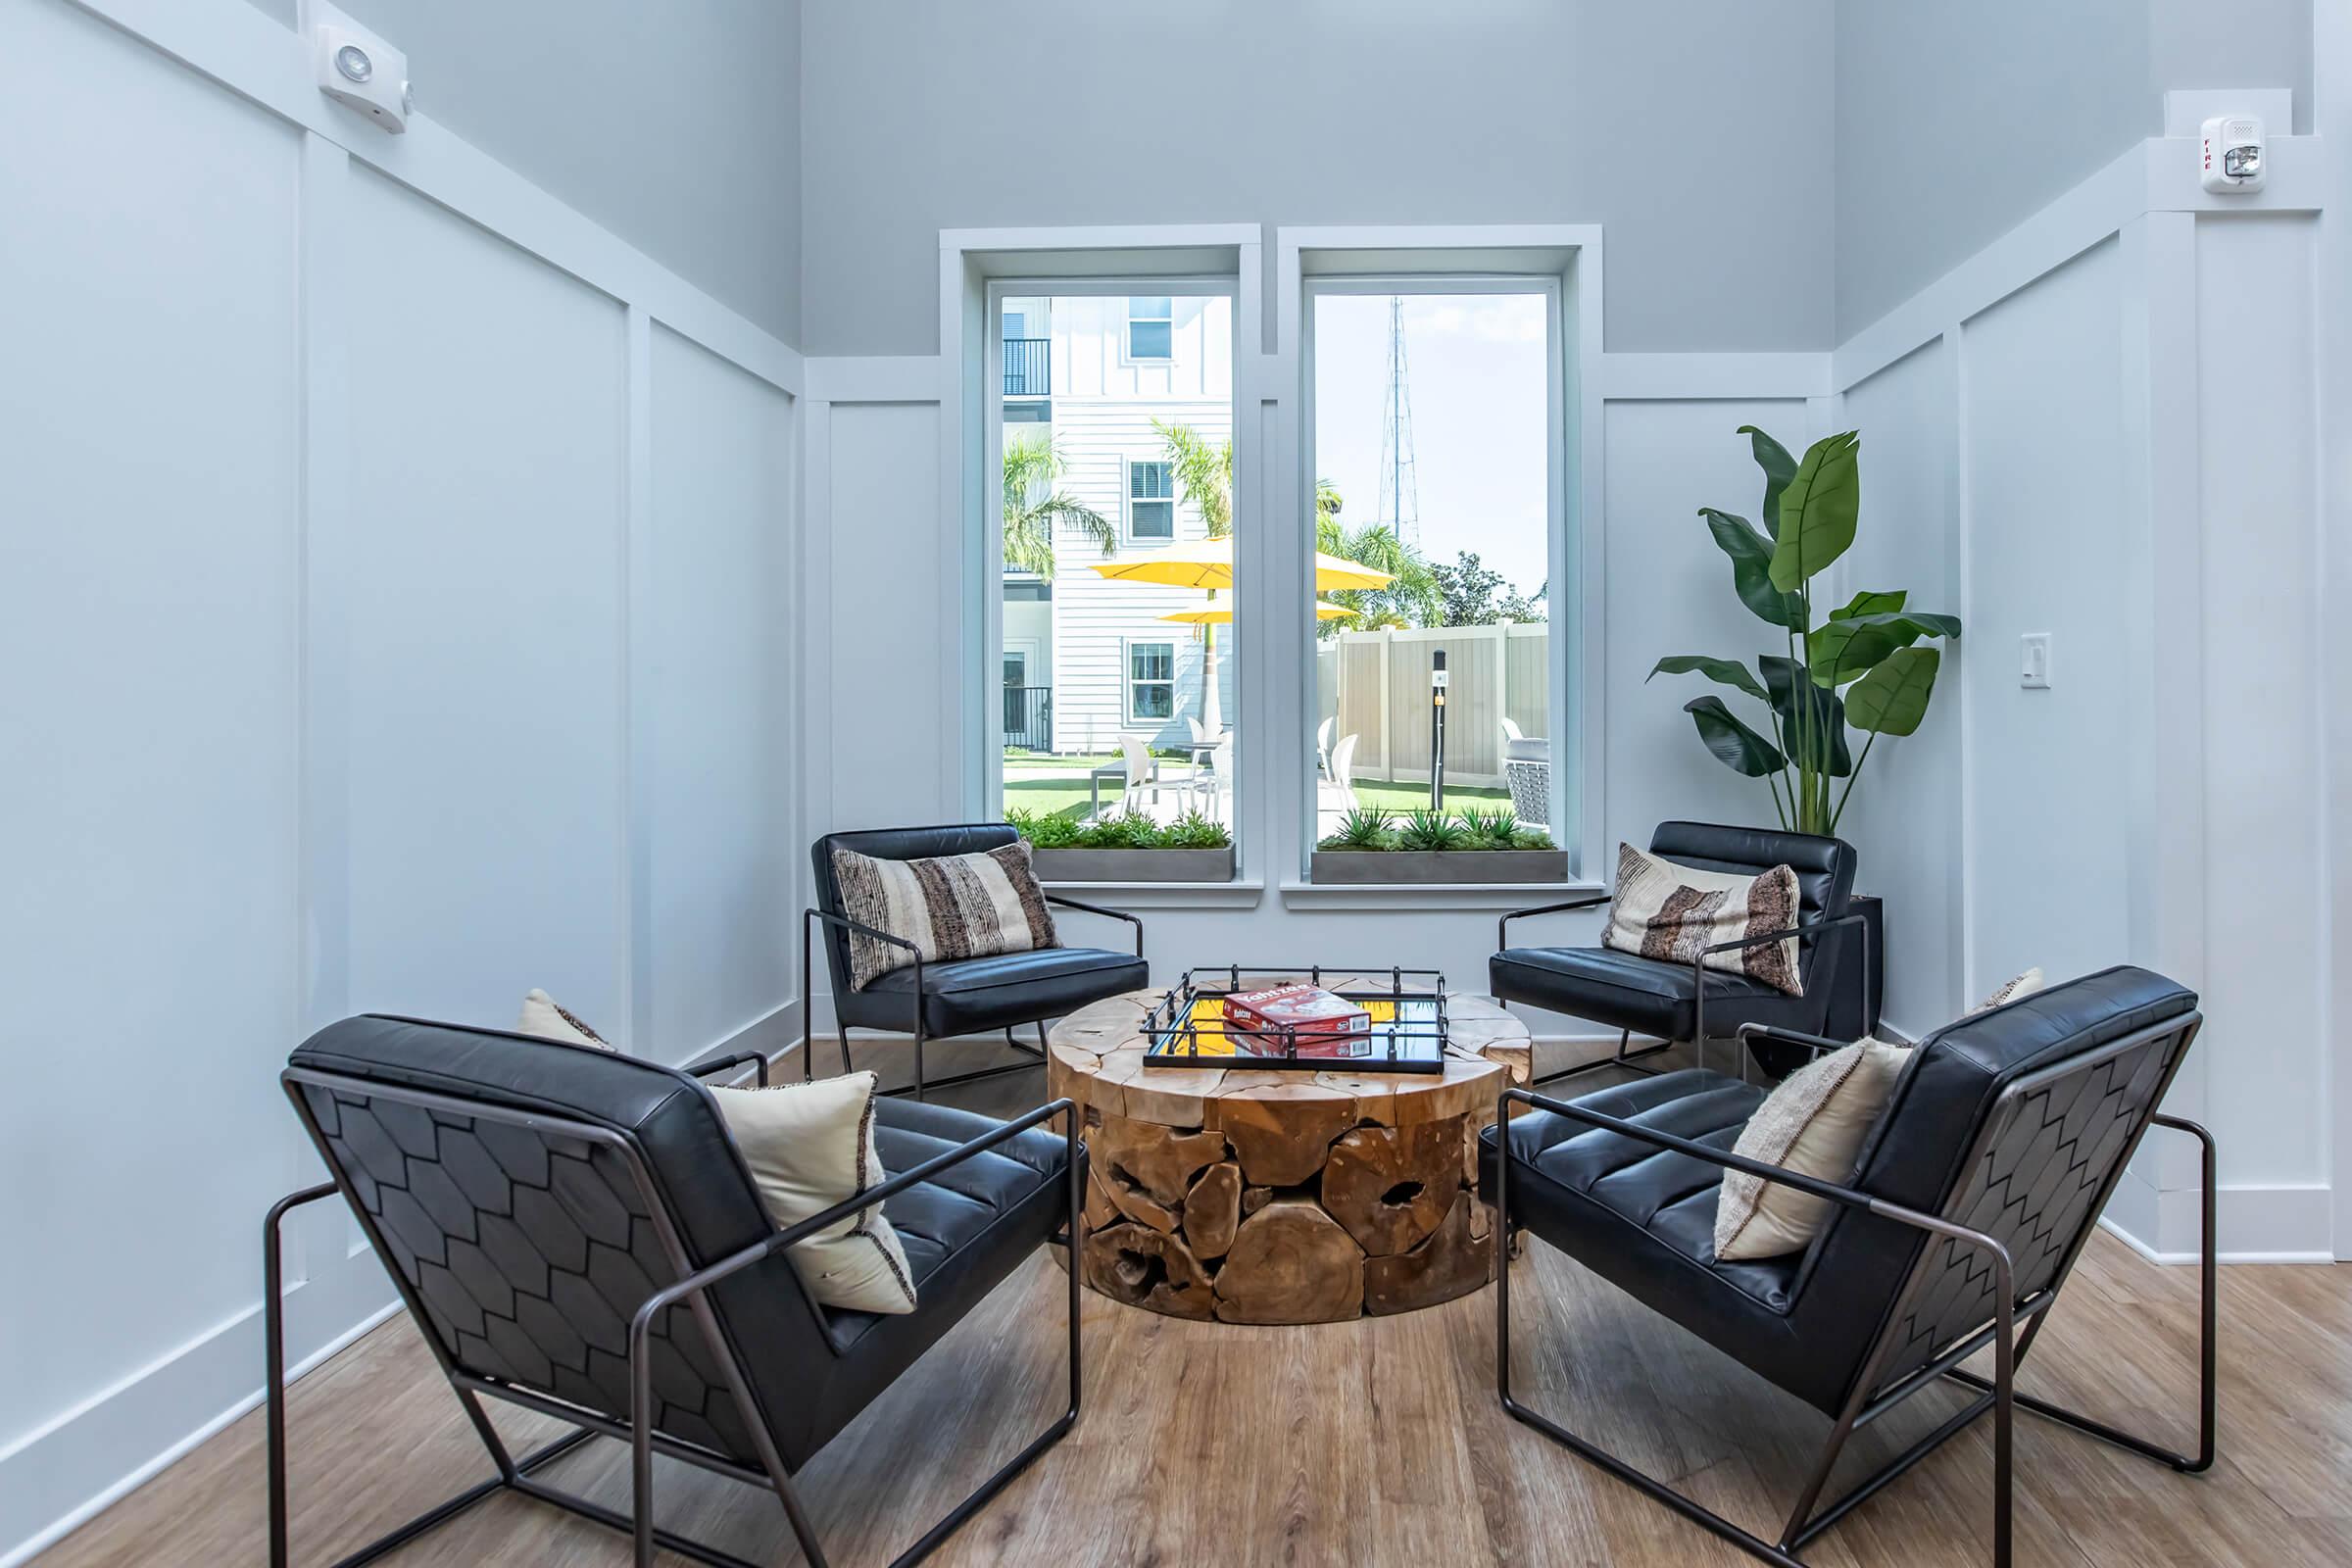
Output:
[{"xmin": 1375, "ymin": 295, "xmax": 1419, "ymax": 547}]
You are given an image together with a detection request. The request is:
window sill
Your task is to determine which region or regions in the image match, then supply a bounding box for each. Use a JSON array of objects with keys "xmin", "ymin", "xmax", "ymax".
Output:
[
  {"xmin": 1278, "ymin": 878, "xmax": 1603, "ymax": 912},
  {"xmin": 1041, "ymin": 877, "xmax": 1265, "ymax": 909}
]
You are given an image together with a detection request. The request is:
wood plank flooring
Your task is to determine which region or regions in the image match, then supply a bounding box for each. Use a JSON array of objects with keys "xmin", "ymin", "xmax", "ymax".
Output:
[{"xmin": 39, "ymin": 1041, "xmax": 2352, "ymax": 1567}]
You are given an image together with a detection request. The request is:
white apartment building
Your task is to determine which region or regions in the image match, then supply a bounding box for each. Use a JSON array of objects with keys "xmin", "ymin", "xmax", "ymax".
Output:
[{"xmin": 1001, "ymin": 293, "xmax": 1235, "ymax": 755}]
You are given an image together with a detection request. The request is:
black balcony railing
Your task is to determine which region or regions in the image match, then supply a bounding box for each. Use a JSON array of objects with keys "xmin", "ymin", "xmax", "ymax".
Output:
[
  {"xmin": 1003, "ymin": 337, "xmax": 1050, "ymax": 397},
  {"xmin": 1004, "ymin": 684, "xmax": 1053, "ymax": 752}
]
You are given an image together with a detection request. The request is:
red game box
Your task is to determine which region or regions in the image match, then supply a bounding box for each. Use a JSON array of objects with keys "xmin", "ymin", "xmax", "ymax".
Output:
[{"xmin": 1221, "ymin": 982, "xmax": 1371, "ymax": 1050}]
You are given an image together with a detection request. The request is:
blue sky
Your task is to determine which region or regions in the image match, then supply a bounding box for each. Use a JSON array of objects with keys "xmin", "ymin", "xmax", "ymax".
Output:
[{"xmin": 1312, "ymin": 292, "xmax": 1550, "ymax": 600}]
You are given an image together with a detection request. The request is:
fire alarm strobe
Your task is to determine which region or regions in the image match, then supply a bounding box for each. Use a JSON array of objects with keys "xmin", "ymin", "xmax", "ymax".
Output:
[
  {"xmin": 2199, "ymin": 116, "xmax": 2264, "ymax": 193},
  {"xmin": 311, "ymin": 4, "xmax": 412, "ymax": 134}
]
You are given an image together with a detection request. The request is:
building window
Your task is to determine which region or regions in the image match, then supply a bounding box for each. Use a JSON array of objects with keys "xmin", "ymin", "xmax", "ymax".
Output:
[
  {"xmin": 1126, "ymin": 640, "xmax": 1176, "ymax": 722},
  {"xmin": 1127, "ymin": 296, "xmax": 1173, "ymax": 361},
  {"xmin": 1128, "ymin": 460, "xmax": 1175, "ymax": 539}
]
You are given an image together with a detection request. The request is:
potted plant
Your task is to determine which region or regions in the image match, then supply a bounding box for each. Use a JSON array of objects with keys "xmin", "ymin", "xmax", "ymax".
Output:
[
  {"xmin": 1650, "ymin": 425, "xmax": 1960, "ymax": 836},
  {"xmin": 1012, "ymin": 808, "xmax": 1236, "ymax": 884},
  {"xmin": 1309, "ymin": 805, "xmax": 1570, "ymax": 884}
]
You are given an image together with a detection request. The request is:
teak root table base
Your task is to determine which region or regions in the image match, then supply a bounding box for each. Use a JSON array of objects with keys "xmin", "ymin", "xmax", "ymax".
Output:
[{"xmin": 1047, "ymin": 984, "xmax": 1533, "ymax": 1324}]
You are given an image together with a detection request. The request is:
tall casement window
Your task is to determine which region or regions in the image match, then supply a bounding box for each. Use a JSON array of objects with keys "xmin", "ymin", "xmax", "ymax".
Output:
[
  {"xmin": 991, "ymin": 288, "xmax": 1236, "ymax": 839},
  {"xmin": 1305, "ymin": 283, "xmax": 1561, "ymax": 853}
]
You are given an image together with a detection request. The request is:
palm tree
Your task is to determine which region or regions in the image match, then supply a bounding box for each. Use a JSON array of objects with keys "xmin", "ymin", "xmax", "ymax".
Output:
[
  {"xmin": 1002, "ymin": 432, "xmax": 1111, "ymax": 580},
  {"xmin": 1316, "ymin": 514, "xmax": 1442, "ymax": 634}
]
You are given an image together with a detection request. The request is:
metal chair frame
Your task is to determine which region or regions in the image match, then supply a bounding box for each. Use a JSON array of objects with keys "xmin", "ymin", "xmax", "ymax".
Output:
[
  {"xmin": 267, "ymin": 1058, "xmax": 1083, "ymax": 1568},
  {"xmin": 1496, "ymin": 895, "xmax": 1869, "ymax": 1086},
  {"xmin": 803, "ymin": 895, "xmax": 1142, "ymax": 1100},
  {"xmin": 1492, "ymin": 1011, "xmax": 2215, "ymax": 1567}
]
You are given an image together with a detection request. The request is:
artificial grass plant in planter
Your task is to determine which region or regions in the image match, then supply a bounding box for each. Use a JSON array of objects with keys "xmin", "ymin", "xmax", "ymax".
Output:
[
  {"xmin": 1010, "ymin": 808, "xmax": 1236, "ymax": 883},
  {"xmin": 1309, "ymin": 805, "xmax": 1569, "ymax": 884}
]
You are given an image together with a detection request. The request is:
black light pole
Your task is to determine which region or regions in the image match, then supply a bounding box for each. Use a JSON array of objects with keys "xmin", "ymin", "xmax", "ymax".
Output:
[{"xmin": 1430, "ymin": 649, "xmax": 1447, "ymax": 810}]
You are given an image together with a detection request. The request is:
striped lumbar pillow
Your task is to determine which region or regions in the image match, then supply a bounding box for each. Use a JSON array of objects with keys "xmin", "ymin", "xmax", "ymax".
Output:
[
  {"xmin": 1601, "ymin": 841, "xmax": 1805, "ymax": 997},
  {"xmin": 829, "ymin": 840, "xmax": 1059, "ymax": 990}
]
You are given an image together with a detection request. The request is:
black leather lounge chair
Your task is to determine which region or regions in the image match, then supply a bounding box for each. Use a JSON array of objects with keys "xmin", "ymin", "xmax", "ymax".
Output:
[
  {"xmin": 1480, "ymin": 965, "xmax": 2215, "ymax": 1567},
  {"xmin": 1492, "ymin": 821, "xmax": 1865, "ymax": 1082},
  {"xmin": 807, "ymin": 823, "xmax": 1150, "ymax": 1099},
  {"xmin": 267, "ymin": 1014, "xmax": 1083, "ymax": 1568}
]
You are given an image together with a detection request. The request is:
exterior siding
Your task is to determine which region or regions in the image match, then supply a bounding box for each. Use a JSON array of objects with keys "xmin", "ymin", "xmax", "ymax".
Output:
[{"xmin": 1004, "ymin": 293, "xmax": 1235, "ymax": 754}]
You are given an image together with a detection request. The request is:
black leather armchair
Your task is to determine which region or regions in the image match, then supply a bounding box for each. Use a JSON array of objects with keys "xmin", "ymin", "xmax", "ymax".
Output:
[
  {"xmin": 268, "ymin": 1014, "xmax": 1083, "ymax": 1568},
  {"xmin": 807, "ymin": 823, "xmax": 1150, "ymax": 1099},
  {"xmin": 1492, "ymin": 820, "xmax": 1865, "ymax": 1082},
  {"xmin": 1480, "ymin": 966, "xmax": 2215, "ymax": 1566}
]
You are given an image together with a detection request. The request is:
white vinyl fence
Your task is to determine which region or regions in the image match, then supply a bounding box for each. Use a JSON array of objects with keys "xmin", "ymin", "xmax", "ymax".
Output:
[{"xmin": 1314, "ymin": 622, "xmax": 1548, "ymax": 788}]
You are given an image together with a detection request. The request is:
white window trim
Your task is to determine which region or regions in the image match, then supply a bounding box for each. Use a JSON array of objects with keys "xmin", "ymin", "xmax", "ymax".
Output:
[
  {"xmin": 1125, "ymin": 456, "xmax": 1177, "ymax": 544},
  {"xmin": 1280, "ymin": 225, "xmax": 1604, "ymax": 891},
  {"xmin": 1123, "ymin": 636, "xmax": 1179, "ymax": 726},
  {"xmin": 1123, "ymin": 294, "xmax": 1175, "ymax": 365}
]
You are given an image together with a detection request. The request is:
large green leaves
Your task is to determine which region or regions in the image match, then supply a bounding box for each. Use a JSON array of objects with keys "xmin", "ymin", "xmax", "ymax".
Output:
[
  {"xmin": 1760, "ymin": 656, "xmax": 1852, "ymax": 775},
  {"xmin": 1648, "ymin": 655, "xmax": 1767, "ymax": 701},
  {"xmin": 1700, "ymin": 509, "xmax": 1807, "ymax": 631},
  {"xmin": 1767, "ymin": 431, "xmax": 1862, "ymax": 591},
  {"xmin": 1739, "ymin": 424, "xmax": 1797, "ymax": 539},
  {"xmin": 1685, "ymin": 697, "xmax": 1786, "ymax": 776},
  {"xmin": 1807, "ymin": 606, "xmax": 1963, "ymax": 685},
  {"xmin": 1845, "ymin": 646, "xmax": 1940, "ymax": 736}
]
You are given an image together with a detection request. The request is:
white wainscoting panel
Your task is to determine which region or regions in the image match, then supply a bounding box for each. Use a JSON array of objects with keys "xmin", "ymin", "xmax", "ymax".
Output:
[
  {"xmin": 0, "ymin": 0, "xmax": 305, "ymax": 1466},
  {"xmin": 1958, "ymin": 239, "xmax": 2133, "ymax": 994},
  {"xmin": 0, "ymin": 3, "xmax": 803, "ymax": 1560},
  {"xmin": 821, "ymin": 402, "xmax": 950, "ymax": 832},
  {"xmin": 2192, "ymin": 215, "xmax": 2323, "ymax": 1192},
  {"xmin": 1834, "ymin": 338, "xmax": 1963, "ymax": 1035},
  {"xmin": 340, "ymin": 164, "xmax": 631, "ymax": 1034},
  {"xmin": 1599, "ymin": 398, "xmax": 1817, "ymax": 858},
  {"xmin": 645, "ymin": 325, "xmax": 798, "ymax": 1059}
]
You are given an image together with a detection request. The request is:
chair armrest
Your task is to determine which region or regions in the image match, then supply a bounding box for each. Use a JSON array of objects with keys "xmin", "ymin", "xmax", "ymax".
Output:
[
  {"xmin": 1494, "ymin": 1085, "xmax": 2001, "ymax": 1255},
  {"xmin": 804, "ymin": 906, "xmax": 923, "ymax": 957},
  {"xmin": 1693, "ymin": 910, "xmax": 1868, "ymax": 1045},
  {"xmin": 685, "ymin": 1051, "xmax": 769, "ymax": 1087},
  {"xmin": 632, "ymin": 1098, "xmax": 1083, "ymax": 1329},
  {"xmin": 1735, "ymin": 1022, "xmax": 1851, "ymax": 1060},
  {"xmin": 1045, "ymin": 894, "xmax": 1145, "ymax": 958},
  {"xmin": 1496, "ymin": 891, "xmax": 1612, "ymax": 952},
  {"xmin": 1698, "ymin": 908, "xmax": 1865, "ymax": 959}
]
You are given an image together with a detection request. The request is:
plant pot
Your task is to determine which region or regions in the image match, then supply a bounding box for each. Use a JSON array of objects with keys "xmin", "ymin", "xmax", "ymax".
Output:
[
  {"xmin": 1309, "ymin": 849, "xmax": 1571, "ymax": 885},
  {"xmin": 1032, "ymin": 846, "xmax": 1236, "ymax": 884}
]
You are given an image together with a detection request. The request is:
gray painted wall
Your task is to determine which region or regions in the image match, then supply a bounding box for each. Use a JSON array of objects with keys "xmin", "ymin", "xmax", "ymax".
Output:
[
  {"xmin": 1835, "ymin": 0, "xmax": 2311, "ymax": 339},
  {"xmin": 800, "ymin": 0, "xmax": 1837, "ymax": 357},
  {"xmin": 244, "ymin": 0, "xmax": 803, "ymax": 345}
]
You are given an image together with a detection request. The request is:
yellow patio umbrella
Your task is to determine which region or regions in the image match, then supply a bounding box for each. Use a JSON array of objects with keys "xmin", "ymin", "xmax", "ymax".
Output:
[
  {"xmin": 1096, "ymin": 542, "xmax": 1390, "ymax": 733},
  {"xmin": 1088, "ymin": 538, "xmax": 1396, "ymax": 593},
  {"xmin": 1157, "ymin": 598, "xmax": 1360, "ymax": 623}
]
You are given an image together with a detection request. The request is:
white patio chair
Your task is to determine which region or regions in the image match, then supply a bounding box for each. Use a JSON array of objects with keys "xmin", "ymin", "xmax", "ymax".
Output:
[
  {"xmin": 1316, "ymin": 716, "xmax": 1335, "ymax": 779},
  {"xmin": 1327, "ymin": 733, "xmax": 1359, "ymax": 812},
  {"xmin": 1091, "ymin": 735, "xmax": 1174, "ymax": 818},
  {"xmin": 1191, "ymin": 731, "xmax": 1235, "ymax": 821},
  {"xmin": 1500, "ymin": 716, "xmax": 1524, "ymax": 746}
]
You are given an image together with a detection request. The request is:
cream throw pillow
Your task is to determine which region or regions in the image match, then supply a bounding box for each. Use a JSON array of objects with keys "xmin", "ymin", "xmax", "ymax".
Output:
[
  {"xmin": 1714, "ymin": 1040, "xmax": 1907, "ymax": 1261},
  {"xmin": 710, "ymin": 1072, "xmax": 916, "ymax": 1314},
  {"xmin": 518, "ymin": 988, "xmax": 614, "ymax": 1050},
  {"xmin": 1970, "ymin": 967, "xmax": 2045, "ymax": 1014}
]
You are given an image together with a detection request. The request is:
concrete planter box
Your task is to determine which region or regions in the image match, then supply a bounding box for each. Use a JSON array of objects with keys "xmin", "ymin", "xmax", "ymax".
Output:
[
  {"xmin": 1310, "ymin": 848, "xmax": 1571, "ymax": 885},
  {"xmin": 1032, "ymin": 846, "xmax": 1235, "ymax": 883}
]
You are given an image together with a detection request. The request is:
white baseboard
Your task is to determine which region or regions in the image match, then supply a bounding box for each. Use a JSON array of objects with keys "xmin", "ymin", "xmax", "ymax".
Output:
[
  {"xmin": 0, "ymin": 1262, "xmax": 399, "ymax": 1568},
  {"xmin": 4, "ymin": 994, "xmax": 803, "ymax": 1567},
  {"xmin": 2096, "ymin": 1179, "xmax": 2335, "ymax": 1266}
]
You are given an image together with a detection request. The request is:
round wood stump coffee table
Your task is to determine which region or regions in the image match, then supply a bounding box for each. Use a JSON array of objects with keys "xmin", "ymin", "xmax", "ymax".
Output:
[{"xmin": 1047, "ymin": 982, "xmax": 1532, "ymax": 1324}]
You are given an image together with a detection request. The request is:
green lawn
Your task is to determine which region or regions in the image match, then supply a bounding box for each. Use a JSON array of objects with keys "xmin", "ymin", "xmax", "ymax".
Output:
[{"xmin": 1000, "ymin": 755, "xmax": 1509, "ymax": 823}]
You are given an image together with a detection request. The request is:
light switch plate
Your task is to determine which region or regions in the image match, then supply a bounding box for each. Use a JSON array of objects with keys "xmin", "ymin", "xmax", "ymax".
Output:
[{"xmin": 2021, "ymin": 632, "xmax": 2052, "ymax": 689}]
